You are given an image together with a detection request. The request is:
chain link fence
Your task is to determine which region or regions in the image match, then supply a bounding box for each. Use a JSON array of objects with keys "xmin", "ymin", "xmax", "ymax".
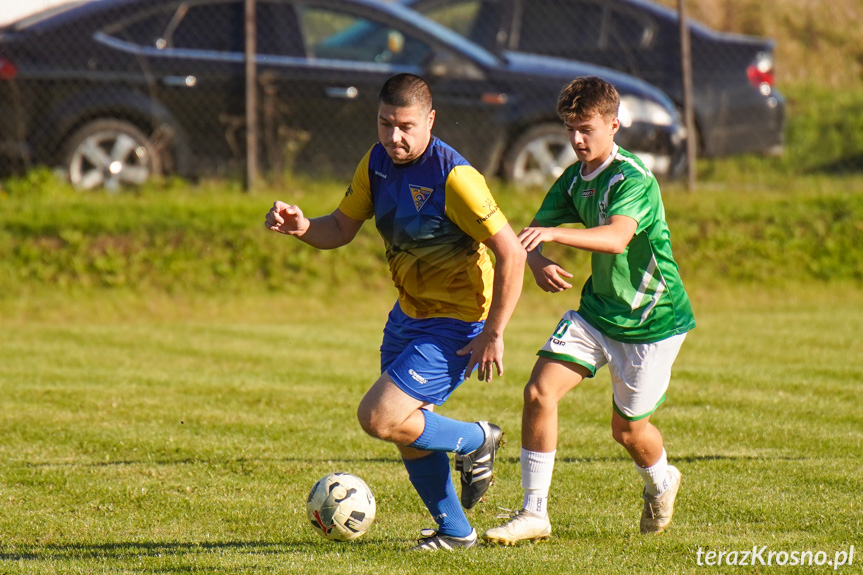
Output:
[{"xmin": 0, "ymin": 0, "xmax": 860, "ymax": 191}]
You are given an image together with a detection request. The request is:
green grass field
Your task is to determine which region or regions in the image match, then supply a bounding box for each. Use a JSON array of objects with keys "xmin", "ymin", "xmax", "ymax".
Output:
[
  {"xmin": 2, "ymin": 81, "xmax": 862, "ymax": 570},
  {"xmin": 2, "ymin": 1, "xmax": 862, "ymax": 569},
  {"xmin": 1, "ymin": 279, "xmax": 861, "ymax": 573}
]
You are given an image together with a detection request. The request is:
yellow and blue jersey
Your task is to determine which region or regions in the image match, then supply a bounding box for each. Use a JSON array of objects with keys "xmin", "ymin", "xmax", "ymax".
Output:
[{"xmin": 339, "ymin": 137, "xmax": 507, "ymax": 322}]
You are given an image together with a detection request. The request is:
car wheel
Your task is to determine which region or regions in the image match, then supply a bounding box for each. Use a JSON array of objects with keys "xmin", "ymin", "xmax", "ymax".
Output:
[
  {"xmin": 503, "ymin": 124, "xmax": 576, "ymax": 188},
  {"xmin": 63, "ymin": 119, "xmax": 161, "ymax": 191}
]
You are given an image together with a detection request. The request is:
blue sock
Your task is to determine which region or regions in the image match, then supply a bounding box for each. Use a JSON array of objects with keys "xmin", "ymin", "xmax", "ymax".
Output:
[
  {"xmin": 410, "ymin": 410, "xmax": 484, "ymax": 454},
  {"xmin": 403, "ymin": 451, "xmax": 472, "ymax": 537}
]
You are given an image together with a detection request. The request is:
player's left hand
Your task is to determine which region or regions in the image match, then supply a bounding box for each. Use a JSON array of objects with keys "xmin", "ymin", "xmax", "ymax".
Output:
[
  {"xmin": 457, "ymin": 332, "xmax": 504, "ymax": 382},
  {"xmin": 518, "ymin": 226, "xmax": 556, "ymax": 252}
]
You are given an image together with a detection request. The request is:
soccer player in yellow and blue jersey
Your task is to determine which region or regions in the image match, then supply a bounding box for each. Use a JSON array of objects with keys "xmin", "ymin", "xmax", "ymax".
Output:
[{"xmin": 266, "ymin": 74, "xmax": 525, "ymax": 551}]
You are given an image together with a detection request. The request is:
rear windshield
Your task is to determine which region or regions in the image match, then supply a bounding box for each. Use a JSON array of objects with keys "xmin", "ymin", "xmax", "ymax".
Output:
[{"xmin": 6, "ymin": 1, "xmax": 90, "ymax": 31}]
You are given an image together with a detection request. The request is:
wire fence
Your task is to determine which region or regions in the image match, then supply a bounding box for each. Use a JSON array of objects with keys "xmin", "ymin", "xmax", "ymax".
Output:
[{"xmin": 0, "ymin": 0, "xmax": 859, "ymax": 192}]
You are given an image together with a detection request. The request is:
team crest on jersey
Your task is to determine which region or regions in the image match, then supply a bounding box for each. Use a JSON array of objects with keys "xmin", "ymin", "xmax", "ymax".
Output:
[
  {"xmin": 582, "ymin": 188, "xmax": 595, "ymax": 198},
  {"xmin": 410, "ymin": 185, "xmax": 434, "ymax": 211}
]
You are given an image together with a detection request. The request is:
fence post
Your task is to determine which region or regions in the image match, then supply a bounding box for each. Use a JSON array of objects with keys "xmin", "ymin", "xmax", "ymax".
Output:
[
  {"xmin": 678, "ymin": 0, "xmax": 697, "ymax": 191},
  {"xmin": 244, "ymin": 0, "xmax": 258, "ymax": 192}
]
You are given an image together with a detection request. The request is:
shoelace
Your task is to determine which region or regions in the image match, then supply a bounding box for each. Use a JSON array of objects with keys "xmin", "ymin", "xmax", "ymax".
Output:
[{"xmin": 495, "ymin": 507, "xmax": 534, "ymax": 522}]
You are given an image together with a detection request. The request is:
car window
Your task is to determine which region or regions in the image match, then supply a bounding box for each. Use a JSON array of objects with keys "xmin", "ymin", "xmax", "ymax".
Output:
[
  {"xmin": 298, "ymin": 7, "xmax": 432, "ymax": 65},
  {"xmin": 170, "ymin": 3, "xmax": 245, "ymax": 52},
  {"xmin": 417, "ymin": 0, "xmax": 482, "ymax": 38},
  {"xmin": 257, "ymin": 1, "xmax": 305, "ymax": 57},
  {"xmin": 105, "ymin": 1, "xmax": 303, "ymax": 57},
  {"xmin": 415, "ymin": 0, "xmax": 507, "ymax": 52},
  {"xmin": 107, "ymin": 5, "xmax": 178, "ymax": 48},
  {"xmin": 104, "ymin": 2, "xmax": 244, "ymax": 51},
  {"xmin": 607, "ymin": 7, "xmax": 654, "ymax": 50},
  {"xmin": 517, "ymin": 1, "xmax": 604, "ymax": 55}
]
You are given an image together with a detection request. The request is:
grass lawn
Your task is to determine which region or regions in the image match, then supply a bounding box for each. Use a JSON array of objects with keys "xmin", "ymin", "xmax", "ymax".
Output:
[{"xmin": 1, "ymin": 282, "xmax": 861, "ymax": 574}]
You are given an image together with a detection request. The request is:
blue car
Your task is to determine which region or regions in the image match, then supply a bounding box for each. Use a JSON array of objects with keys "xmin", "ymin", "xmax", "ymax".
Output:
[{"xmin": 0, "ymin": 0, "xmax": 685, "ymax": 189}]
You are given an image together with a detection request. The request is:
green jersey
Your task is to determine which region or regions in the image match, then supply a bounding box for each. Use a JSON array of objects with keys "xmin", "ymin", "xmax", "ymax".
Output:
[{"xmin": 534, "ymin": 145, "xmax": 695, "ymax": 343}]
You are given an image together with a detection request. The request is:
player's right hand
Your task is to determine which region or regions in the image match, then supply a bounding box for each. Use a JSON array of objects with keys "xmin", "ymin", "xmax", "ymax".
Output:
[
  {"xmin": 528, "ymin": 253, "xmax": 573, "ymax": 293},
  {"xmin": 265, "ymin": 201, "xmax": 310, "ymax": 237}
]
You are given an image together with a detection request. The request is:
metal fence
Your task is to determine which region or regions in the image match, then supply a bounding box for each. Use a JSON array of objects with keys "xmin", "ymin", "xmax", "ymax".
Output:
[{"xmin": 0, "ymin": 0, "xmax": 858, "ymax": 192}]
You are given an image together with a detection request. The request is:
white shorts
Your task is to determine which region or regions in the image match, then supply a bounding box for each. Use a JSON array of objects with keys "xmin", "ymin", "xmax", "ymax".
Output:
[{"xmin": 538, "ymin": 311, "xmax": 687, "ymax": 421}]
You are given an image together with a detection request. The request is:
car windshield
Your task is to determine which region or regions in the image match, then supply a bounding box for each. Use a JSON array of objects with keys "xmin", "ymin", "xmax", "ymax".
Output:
[{"xmin": 303, "ymin": 8, "xmax": 431, "ymax": 65}]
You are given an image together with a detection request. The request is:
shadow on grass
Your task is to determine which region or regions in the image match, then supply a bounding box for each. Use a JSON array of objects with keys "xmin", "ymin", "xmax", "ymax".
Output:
[
  {"xmin": 0, "ymin": 539, "xmax": 374, "ymax": 562},
  {"xmin": 498, "ymin": 453, "xmax": 806, "ymax": 465},
  {"xmin": 26, "ymin": 456, "xmax": 404, "ymax": 468},
  {"xmin": 26, "ymin": 454, "xmax": 808, "ymax": 471}
]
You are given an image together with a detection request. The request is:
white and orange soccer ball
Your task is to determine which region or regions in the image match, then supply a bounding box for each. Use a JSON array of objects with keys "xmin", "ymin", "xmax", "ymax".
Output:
[{"xmin": 306, "ymin": 472, "xmax": 376, "ymax": 542}]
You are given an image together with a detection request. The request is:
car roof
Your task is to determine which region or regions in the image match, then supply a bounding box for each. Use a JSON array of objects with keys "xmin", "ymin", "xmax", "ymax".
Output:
[
  {"xmin": 5, "ymin": 0, "xmax": 505, "ymax": 67},
  {"xmin": 402, "ymin": 0, "xmax": 773, "ymax": 46}
]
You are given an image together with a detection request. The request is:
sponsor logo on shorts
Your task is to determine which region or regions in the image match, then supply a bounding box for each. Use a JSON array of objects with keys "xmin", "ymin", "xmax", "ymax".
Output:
[{"xmin": 409, "ymin": 369, "xmax": 428, "ymax": 385}]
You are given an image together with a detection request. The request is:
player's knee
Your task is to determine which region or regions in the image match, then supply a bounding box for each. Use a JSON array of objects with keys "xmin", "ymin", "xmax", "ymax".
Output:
[
  {"xmin": 356, "ymin": 400, "xmax": 378, "ymax": 437},
  {"xmin": 612, "ymin": 423, "xmax": 639, "ymax": 449},
  {"xmin": 523, "ymin": 381, "xmax": 540, "ymax": 405},
  {"xmin": 356, "ymin": 400, "xmax": 392, "ymax": 441},
  {"xmin": 523, "ymin": 380, "xmax": 554, "ymax": 409},
  {"xmin": 611, "ymin": 425, "xmax": 629, "ymax": 447}
]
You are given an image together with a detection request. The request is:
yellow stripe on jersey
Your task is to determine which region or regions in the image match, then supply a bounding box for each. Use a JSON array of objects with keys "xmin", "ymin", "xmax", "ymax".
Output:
[
  {"xmin": 445, "ymin": 165, "xmax": 507, "ymax": 242},
  {"xmin": 338, "ymin": 149, "xmax": 374, "ymax": 221}
]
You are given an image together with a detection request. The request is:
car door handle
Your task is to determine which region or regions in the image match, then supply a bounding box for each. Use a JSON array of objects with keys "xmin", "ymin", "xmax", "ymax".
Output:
[
  {"xmin": 325, "ymin": 86, "xmax": 359, "ymax": 99},
  {"xmin": 162, "ymin": 75, "xmax": 197, "ymax": 87}
]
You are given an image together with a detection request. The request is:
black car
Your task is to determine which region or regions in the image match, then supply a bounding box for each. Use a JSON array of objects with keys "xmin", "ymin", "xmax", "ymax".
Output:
[
  {"xmin": 0, "ymin": 0, "xmax": 684, "ymax": 190},
  {"xmin": 409, "ymin": 0, "xmax": 785, "ymax": 158}
]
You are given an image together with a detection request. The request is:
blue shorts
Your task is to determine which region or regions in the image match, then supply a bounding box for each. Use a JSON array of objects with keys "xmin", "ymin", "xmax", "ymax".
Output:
[{"xmin": 381, "ymin": 303, "xmax": 485, "ymax": 406}]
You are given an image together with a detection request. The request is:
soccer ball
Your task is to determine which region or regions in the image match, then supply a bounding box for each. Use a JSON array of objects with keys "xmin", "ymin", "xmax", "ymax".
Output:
[{"xmin": 306, "ymin": 472, "xmax": 376, "ymax": 541}]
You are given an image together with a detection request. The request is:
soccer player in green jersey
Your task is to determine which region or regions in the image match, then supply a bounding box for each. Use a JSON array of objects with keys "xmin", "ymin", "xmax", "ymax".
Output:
[{"xmin": 484, "ymin": 76, "xmax": 695, "ymax": 545}]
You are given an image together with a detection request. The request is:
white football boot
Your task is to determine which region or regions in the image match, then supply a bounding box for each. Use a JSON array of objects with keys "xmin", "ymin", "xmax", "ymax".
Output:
[
  {"xmin": 483, "ymin": 509, "xmax": 551, "ymax": 545},
  {"xmin": 640, "ymin": 465, "xmax": 682, "ymax": 534}
]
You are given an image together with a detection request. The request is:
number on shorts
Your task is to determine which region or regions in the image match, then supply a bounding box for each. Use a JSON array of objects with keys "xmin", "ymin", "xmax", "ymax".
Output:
[{"xmin": 552, "ymin": 319, "xmax": 572, "ymax": 339}]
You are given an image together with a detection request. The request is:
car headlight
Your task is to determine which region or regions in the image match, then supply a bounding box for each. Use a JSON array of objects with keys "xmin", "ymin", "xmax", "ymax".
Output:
[{"xmin": 618, "ymin": 95, "xmax": 674, "ymax": 128}]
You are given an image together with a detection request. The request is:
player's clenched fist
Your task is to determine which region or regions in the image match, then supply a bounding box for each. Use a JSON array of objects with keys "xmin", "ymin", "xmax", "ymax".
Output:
[{"xmin": 265, "ymin": 201, "xmax": 310, "ymax": 237}]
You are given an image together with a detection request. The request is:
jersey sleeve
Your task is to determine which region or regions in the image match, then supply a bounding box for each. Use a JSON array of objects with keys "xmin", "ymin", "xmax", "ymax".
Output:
[
  {"xmin": 444, "ymin": 165, "xmax": 508, "ymax": 242},
  {"xmin": 533, "ymin": 174, "xmax": 583, "ymax": 227},
  {"xmin": 607, "ymin": 177, "xmax": 652, "ymax": 233},
  {"xmin": 337, "ymin": 148, "xmax": 375, "ymax": 221}
]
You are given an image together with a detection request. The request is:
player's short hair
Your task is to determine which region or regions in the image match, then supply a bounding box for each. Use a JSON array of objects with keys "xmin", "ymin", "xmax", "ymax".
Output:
[
  {"xmin": 557, "ymin": 76, "xmax": 620, "ymax": 122},
  {"xmin": 379, "ymin": 73, "xmax": 433, "ymax": 114}
]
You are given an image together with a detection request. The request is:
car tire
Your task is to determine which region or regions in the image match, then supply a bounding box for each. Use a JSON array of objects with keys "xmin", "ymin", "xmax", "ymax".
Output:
[
  {"xmin": 62, "ymin": 119, "xmax": 161, "ymax": 191},
  {"xmin": 502, "ymin": 124, "xmax": 576, "ymax": 188}
]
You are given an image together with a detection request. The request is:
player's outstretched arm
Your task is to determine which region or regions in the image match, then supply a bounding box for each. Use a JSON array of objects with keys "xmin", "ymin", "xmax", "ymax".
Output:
[
  {"xmin": 265, "ymin": 202, "xmax": 363, "ymax": 250},
  {"xmin": 519, "ymin": 215, "xmax": 637, "ymax": 255},
  {"xmin": 458, "ymin": 225, "xmax": 526, "ymax": 382}
]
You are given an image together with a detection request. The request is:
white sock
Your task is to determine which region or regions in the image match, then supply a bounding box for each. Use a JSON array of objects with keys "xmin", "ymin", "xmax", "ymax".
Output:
[
  {"xmin": 635, "ymin": 449, "xmax": 669, "ymax": 497},
  {"xmin": 521, "ymin": 448, "xmax": 556, "ymax": 516}
]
